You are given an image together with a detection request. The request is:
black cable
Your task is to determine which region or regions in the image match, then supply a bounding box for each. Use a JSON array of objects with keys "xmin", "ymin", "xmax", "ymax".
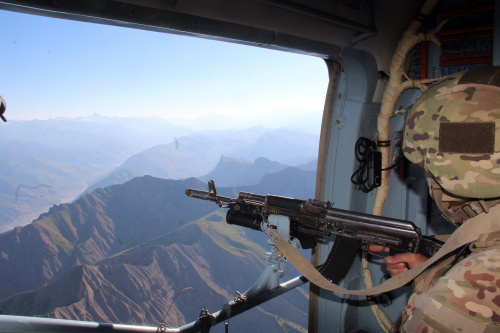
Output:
[
  {"xmin": 382, "ymin": 131, "xmax": 403, "ymax": 171},
  {"xmin": 351, "ymin": 132, "xmax": 404, "ymax": 192},
  {"xmin": 382, "ymin": 160, "xmax": 402, "ymax": 171},
  {"xmin": 351, "ymin": 137, "xmax": 378, "ymax": 193}
]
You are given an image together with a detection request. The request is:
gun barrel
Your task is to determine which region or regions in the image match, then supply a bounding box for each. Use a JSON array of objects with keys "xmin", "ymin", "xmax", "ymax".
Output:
[
  {"xmin": 185, "ymin": 189, "xmax": 232, "ymax": 203},
  {"xmin": 186, "ymin": 189, "xmax": 212, "ymax": 200}
]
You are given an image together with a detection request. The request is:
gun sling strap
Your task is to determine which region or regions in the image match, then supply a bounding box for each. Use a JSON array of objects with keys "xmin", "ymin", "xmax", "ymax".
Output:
[{"xmin": 264, "ymin": 203, "xmax": 500, "ymax": 296}]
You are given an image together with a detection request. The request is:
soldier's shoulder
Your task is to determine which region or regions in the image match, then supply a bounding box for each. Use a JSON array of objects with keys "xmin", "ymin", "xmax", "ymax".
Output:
[
  {"xmin": 401, "ymin": 247, "xmax": 500, "ymax": 332},
  {"xmin": 428, "ymin": 246, "xmax": 500, "ymax": 326}
]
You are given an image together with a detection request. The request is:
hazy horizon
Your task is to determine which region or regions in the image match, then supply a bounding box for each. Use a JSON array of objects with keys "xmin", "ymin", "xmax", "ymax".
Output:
[{"xmin": 5, "ymin": 110, "xmax": 323, "ymax": 134}]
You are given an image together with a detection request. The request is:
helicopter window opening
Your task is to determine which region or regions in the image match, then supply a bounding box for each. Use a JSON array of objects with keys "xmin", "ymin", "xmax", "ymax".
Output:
[
  {"xmin": 1, "ymin": 11, "xmax": 327, "ymax": 130},
  {"xmin": 0, "ymin": 8, "xmax": 327, "ymax": 331}
]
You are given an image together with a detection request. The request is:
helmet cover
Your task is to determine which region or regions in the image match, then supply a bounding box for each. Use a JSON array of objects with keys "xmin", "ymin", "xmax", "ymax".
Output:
[{"xmin": 403, "ymin": 66, "xmax": 500, "ymax": 199}]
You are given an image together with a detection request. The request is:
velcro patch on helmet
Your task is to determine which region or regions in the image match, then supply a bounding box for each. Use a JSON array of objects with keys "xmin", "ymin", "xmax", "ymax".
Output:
[
  {"xmin": 439, "ymin": 122, "xmax": 495, "ymax": 154},
  {"xmin": 457, "ymin": 66, "xmax": 500, "ymax": 87}
]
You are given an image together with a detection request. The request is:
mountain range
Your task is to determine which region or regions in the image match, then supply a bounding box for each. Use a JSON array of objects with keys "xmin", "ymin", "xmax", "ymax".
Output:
[
  {"xmin": 114, "ymin": 128, "xmax": 318, "ymax": 180},
  {"xmin": 76, "ymin": 129, "xmax": 317, "ymax": 198},
  {"xmin": 0, "ymin": 169, "xmax": 315, "ymax": 332},
  {"xmin": 0, "ymin": 116, "xmax": 318, "ymax": 232},
  {"xmin": 0, "ymin": 114, "xmax": 194, "ymax": 157},
  {"xmin": 199, "ymin": 156, "xmax": 288, "ymax": 187}
]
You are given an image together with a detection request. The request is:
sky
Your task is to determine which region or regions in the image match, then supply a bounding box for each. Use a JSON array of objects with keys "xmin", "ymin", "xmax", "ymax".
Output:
[{"xmin": 0, "ymin": 9, "xmax": 328, "ymax": 130}]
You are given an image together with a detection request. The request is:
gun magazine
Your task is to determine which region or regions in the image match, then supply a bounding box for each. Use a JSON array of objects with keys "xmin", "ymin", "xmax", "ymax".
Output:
[{"xmin": 318, "ymin": 236, "xmax": 360, "ymax": 283}]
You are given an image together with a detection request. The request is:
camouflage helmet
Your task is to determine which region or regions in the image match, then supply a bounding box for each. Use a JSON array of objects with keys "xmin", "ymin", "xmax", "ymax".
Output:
[{"xmin": 403, "ymin": 66, "xmax": 500, "ymax": 199}]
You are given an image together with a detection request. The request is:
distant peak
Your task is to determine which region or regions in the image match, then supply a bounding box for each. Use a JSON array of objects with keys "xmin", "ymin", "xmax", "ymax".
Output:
[
  {"xmin": 253, "ymin": 157, "xmax": 272, "ymax": 163},
  {"xmin": 219, "ymin": 155, "xmax": 250, "ymax": 164}
]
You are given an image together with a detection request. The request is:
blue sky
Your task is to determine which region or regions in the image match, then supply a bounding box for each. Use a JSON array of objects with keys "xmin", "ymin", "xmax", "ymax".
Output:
[{"xmin": 0, "ymin": 9, "xmax": 328, "ymax": 130}]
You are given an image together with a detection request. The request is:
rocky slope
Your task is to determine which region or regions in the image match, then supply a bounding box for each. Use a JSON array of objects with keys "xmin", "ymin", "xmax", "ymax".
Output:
[
  {"xmin": 0, "ymin": 174, "xmax": 312, "ymax": 332},
  {"xmin": 0, "ymin": 176, "xmax": 216, "ymax": 300}
]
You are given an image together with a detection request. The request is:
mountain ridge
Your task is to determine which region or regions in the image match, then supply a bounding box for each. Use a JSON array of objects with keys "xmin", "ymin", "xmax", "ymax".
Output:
[
  {"xmin": 0, "ymin": 168, "xmax": 314, "ymax": 331},
  {"xmin": 1, "ymin": 119, "xmax": 318, "ymax": 232},
  {"xmin": 0, "ymin": 177, "xmax": 216, "ymax": 300},
  {"xmin": 0, "ymin": 213, "xmax": 307, "ymax": 331}
]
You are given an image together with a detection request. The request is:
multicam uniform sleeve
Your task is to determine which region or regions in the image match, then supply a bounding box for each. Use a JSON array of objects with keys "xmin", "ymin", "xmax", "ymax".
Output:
[{"xmin": 400, "ymin": 246, "xmax": 500, "ymax": 332}]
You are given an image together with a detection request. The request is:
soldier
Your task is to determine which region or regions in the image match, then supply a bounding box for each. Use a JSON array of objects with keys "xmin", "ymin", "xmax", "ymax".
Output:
[{"xmin": 375, "ymin": 66, "xmax": 500, "ymax": 332}]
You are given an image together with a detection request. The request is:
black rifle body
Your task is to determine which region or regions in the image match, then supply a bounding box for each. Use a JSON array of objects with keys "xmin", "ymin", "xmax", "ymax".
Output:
[{"xmin": 186, "ymin": 188, "xmax": 443, "ymax": 258}]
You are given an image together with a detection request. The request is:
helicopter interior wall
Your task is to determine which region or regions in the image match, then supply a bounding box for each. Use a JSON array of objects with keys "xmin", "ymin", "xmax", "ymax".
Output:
[
  {"xmin": 306, "ymin": 47, "xmax": 381, "ymax": 331},
  {"xmin": 314, "ymin": 56, "xmax": 381, "ymax": 331},
  {"xmin": 312, "ymin": 50, "xmax": 445, "ymax": 332}
]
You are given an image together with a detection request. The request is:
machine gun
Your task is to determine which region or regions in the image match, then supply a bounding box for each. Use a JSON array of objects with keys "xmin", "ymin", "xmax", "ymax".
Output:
[{"xmin": 186, "ymin": 180, "xmax": 443, "ymax": 258}]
